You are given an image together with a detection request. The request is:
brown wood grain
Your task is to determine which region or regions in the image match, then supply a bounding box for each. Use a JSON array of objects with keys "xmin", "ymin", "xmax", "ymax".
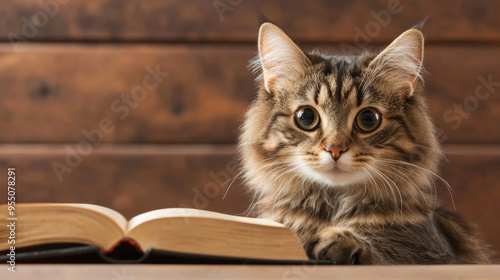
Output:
[
  {"xmin": 3, "ymin": 264, "xmax": 500, "ymax": 280},
  {"xmin": 1, "ymin": 0, "xmax": 500, "ymax": 43},
  {"xmin": 0, "ymin": 144, "xmax": 249, "ymax": 218},
  {"xmin": 0, "ymin": 144, "xmax": 498, "ymax": 262},
  {"xmin": 0, "ymin": 44, "xmax": 499, "ymax": 144},
  {"xmin": 1, "ymin": 0, "xmax": 498, "ymax": 269}
]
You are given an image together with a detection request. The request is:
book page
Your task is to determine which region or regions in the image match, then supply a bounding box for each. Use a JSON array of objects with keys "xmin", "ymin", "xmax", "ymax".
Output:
[
  {"xmin": 127, "ymin": 208, "xmax": 284, "ymax": 233},
  {"xmin": 72, "ymin": 203, "xmax": 128, "ymax": 230},
  {"xmin": 0, "ymin": 203, "xmax": 128, "ymax": 251},
  {"xmin": 126, "ymin": 208, "xmax": 308, "ymax": 261}
]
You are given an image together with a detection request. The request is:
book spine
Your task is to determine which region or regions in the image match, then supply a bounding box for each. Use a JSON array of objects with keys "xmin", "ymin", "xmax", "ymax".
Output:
[{"xmin": 100, "ymin": 237, "xmax": 143, "ymax": 254}]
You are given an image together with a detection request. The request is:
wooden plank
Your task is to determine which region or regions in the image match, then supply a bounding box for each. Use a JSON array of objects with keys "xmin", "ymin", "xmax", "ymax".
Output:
[
  {"xmin": 2, "ymin": 0, "xmax": 500, "ymax": 43},
  {"xmin": 0, "ymin": 44, "xmax": 255, "ymax": 144},
  {"xmin": 3, "ymin": 265, "xmax": 500, "ymax": 280},
  {"xmin": 0, "ymin": 144, "xmax": 249, "ymax": 218},
  {"xmin": 0, "ymin": 144, "xmax": 498, "ymax": 261},
  {"xmin": 0, "ymin": 44, "xmax": 499, "ymax": 144}
]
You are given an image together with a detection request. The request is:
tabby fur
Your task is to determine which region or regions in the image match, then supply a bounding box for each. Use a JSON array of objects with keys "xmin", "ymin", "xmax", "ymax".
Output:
[{"xmin": 238, "ymin": 22, "xmax": 490, "ymax": 264}]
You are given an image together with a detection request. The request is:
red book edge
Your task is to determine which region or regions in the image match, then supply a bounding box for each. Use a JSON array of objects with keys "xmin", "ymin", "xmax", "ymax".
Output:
[{"xmin": 100, "ymin": 237, "xmax": 143, "ymax": 255}]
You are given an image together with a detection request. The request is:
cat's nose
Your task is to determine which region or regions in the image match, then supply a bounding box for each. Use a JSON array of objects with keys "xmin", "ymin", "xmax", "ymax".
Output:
[{"xmin": 325, "ymin": 145, "xmax": 348, "ymax": 161}]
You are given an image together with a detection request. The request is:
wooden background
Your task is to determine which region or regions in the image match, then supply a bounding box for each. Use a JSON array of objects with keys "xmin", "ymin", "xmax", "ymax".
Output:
[{"xmin": 0, "ymin": 0, "xmax": 499, "ymax": 262}]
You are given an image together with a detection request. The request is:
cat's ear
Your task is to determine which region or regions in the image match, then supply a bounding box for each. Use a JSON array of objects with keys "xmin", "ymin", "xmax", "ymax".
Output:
[
  {"xmin": 368, "ymin": 29, "xmax": 424, "ymax": 97},
  {"xmin": 256, "ymin": 23, "xmax": 311, "ymax": 93}
]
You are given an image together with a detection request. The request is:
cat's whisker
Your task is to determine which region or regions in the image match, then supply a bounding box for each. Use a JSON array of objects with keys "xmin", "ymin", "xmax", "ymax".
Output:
[
  {"xmin": 364, "ymin": 165, "xmax": 402, "ymax": 224},
  {"xmin": 300, "ymin": 173, "xmax": 308, "ymax": 199},
  {"xmin": 378, "ymin": 158, "xmax": 456, "ymax": 211},
  {"xmin": 377, "ymin": 160, "xmax": 439, "ymax": 209},
  {"xmin": 361, "ymin": 167, "xmax": 383, "ymax": 207},
  {"xmin": 414, "ymin": 143, "xmax": 458, "ymax": 155},
  {"xmin": 223, "ymin": 156, "xmax": 278, "ymax": 199},
  {"xmin": 226, "ymin": 152, "xmax": 312, "ymax": 186},
  {"xmin": 366, "ymin": 165, "xmax": 400, "ymax": 210},
  {"xmin": 239, "ymin": 161, "xmax": 297, "ymax": 215},
  {"xmin": 223, "ymin": 153, "xmax": 312, "ymax": 200},
  {"xmin": 375, "ymin": 161, "xmax": 437, "ymax": 209},
  {"xmin": 373, "ymin": 164, "xmax": 427, "ymax": 223},
  {"xmin": 266, "ymin": 163, "xmax": 306, "ymax": 218},
  {"xmin": 413, "ymin": 143, "xmax": 452, "ymax": 163},
  {"xmin": 237, "ymin": 141, "xmax": 259, "ymax": 146},
  {"xmin": 375, "ymin": 162, "xmax": 425, "ymax": 202},
  {"xmin": 243, "ymin": 159, "xmax": 305, "ymax": 216},
  {"xmin": 384, "ymin": 158, "xmax": 451, "ymax": 210},
  {"xmin": 360, "ymin": 173, "xmax": 368, "ymax": 201},
  {"xmin": 255, "ymin": 164, "xmax": 305, "ymax": 216}
]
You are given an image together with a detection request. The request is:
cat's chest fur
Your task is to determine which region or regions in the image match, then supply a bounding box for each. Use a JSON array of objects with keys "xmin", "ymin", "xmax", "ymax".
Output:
[
  {"xmin": 256, "ymin": 184, "xmax": 432, "ymax": 245},
  {"xmin": 257, "ymin": 187, "xmax": 363, "ymax": 243}
]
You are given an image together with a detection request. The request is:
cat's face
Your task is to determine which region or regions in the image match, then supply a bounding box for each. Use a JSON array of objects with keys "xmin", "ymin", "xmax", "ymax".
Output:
[{"xmin": 240, "ymin": 23, "xmax": 441, "ymax": 195}]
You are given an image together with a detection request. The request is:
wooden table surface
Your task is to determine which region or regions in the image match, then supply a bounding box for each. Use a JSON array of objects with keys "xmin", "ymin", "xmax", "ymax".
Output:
[{"xmin": 2, "ymin": 265, "xmax": 500, "ymax": 280}]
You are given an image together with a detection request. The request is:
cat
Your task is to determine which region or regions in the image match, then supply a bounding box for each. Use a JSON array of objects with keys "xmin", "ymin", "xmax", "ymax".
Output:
[{"xmin": 237, "ymin": 22, "xmax": 491, "ymax": 264}]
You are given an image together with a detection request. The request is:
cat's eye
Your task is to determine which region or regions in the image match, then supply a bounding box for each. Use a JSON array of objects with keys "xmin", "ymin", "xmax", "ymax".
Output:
[
  {"xmin": 355, "ymin": 107, "xmax": 381, "ymax": 133},
  {"xmin": 294, "ymin": 106, "xmax": 320, "ymax": 131}
]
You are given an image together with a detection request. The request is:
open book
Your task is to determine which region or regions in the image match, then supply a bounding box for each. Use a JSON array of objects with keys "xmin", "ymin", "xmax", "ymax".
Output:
[{"xmin": 0, "ymin": 203, "xmax": 309, "ymax": 263}]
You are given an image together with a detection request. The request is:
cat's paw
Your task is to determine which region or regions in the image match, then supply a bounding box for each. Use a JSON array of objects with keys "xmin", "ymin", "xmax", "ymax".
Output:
[{"xmin": 307, "ymin": 227, "xmax": 373, "ymax": 264}]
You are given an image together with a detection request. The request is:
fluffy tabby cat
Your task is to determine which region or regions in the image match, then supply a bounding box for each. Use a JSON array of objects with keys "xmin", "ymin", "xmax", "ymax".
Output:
[{"xmin": 238, "ymin": 22, "xmax": 490, "ymax": 264}]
